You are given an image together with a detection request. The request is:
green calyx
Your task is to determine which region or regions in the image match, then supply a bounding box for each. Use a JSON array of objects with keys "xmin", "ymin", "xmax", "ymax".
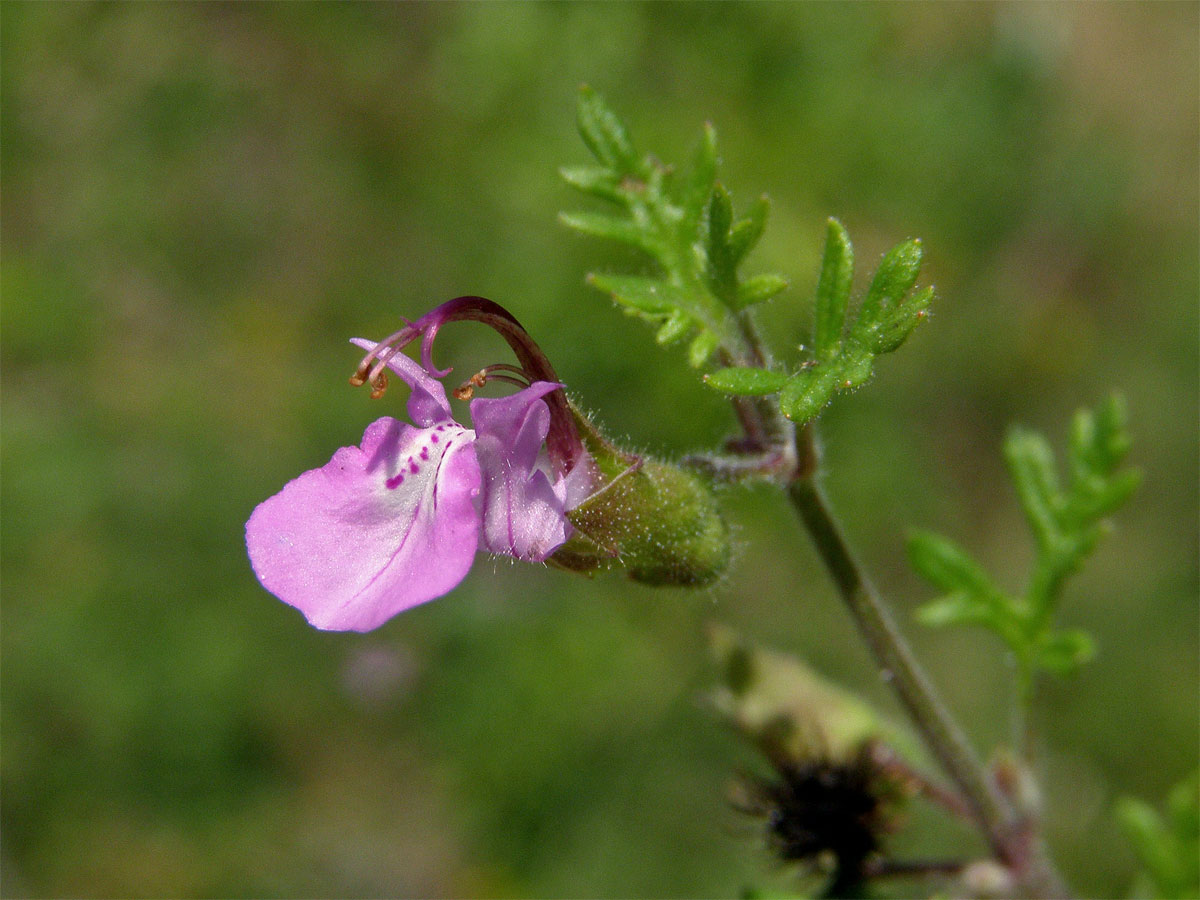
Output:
[{"xmin": 550, "ymin": 404, "xmax": 731, "ymax": 587}]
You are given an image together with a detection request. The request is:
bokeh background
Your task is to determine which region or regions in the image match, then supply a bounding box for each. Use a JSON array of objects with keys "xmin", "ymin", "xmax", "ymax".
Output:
[{"xmin": 3, "ymin": 3, "xmax": 1196, "ymax": 897}]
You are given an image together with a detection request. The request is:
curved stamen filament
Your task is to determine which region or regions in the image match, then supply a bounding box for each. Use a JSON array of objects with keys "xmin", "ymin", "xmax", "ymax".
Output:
[
  {"xmin": 349, "ymin": 319, "xmax": 420, "ymax": 393},
  {"xmin": 453, "ymin": 364, "xmax": 532, "ymax": 400}
]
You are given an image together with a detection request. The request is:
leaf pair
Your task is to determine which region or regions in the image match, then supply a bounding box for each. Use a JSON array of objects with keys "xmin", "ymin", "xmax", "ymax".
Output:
[
  {"xmin": 561, "ymin": 87, "xmax": 788, "ymax": 368},
  {"xmin": 705, "ymin": 219, "xmax": 933, "ymax": 423},
  {"xmin": 908, "ymin": 396, "xmax": 1140, "ymax": 684}
]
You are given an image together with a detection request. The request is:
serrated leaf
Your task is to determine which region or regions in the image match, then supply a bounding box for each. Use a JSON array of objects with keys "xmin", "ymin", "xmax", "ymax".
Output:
[
  {"xmin": 814, "ymin": 218, "xmax": 854, "ymax": 360},
  {"xmin": 1035, "ymin": 629, "xmax": 1096, "ymax": 675},
  {"xmin": 856, "ymin": 238, "xmax": 922, "ymax": 330},
  {"xmin": 734, "ymin": 273, "xmax": 788, "ymax": 310},
  {"xmin": 907, "ymin": 530, "xmax": 1005, "ymax": 602},
  {"xmin": 779, "ymin": 366, "xmax": 841, "ymax": 423},
  {"xmin": 688, "ymin": 330, "xmax": 720, "ymax": 368},
  {"xmin": 587, "ymin": 274, "xmax": 684, "ymax": 314},
  {"xmin": 728, "ymin": 195, "xmax": 769, "ymax": 264},
  {"xmin": 560, "ymin": 165, "xmax": 625, "ymax": 203},
  {"xmin": 576, "ymin": 85, "xmax": 640, "ymax": 175},
  {"xmin": 655, "ymin": 309, "xmax": 691, "ymax": 345},
  {"xmin": 560, "ymin": 211, "xmax": 660, "ymax": 256},
  {"xmin": 1004, "ymin": 427, "xmax": 1062, "ymax": 547},
  {"xmin": 704, "ymin": 366, "xmax": 788, "ymax": 396}
]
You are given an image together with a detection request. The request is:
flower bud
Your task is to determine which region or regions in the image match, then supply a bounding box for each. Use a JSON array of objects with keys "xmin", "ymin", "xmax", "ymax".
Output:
[{"xmin": 550, "ymin": 406, "xmax": 731, "ymax": 587}]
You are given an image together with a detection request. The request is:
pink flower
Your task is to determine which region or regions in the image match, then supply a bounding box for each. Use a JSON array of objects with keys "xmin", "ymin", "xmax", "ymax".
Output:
[{"xmin": 246, "ymin": 335, "xmax": 588, "ymax": 632}]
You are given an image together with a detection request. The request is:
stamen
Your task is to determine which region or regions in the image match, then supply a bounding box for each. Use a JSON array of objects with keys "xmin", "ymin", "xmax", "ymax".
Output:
[
  {"xmin": 452, "ymin": 364, "xmax": 532, "ymax": 400},
  {"xmin": 350, "ymin": 318, "xmax": 419, "ymax": 393}
]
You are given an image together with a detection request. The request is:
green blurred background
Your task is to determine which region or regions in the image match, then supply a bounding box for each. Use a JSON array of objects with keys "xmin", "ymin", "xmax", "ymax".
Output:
[{"xmin": 2, "ymin": 3, "xmax": 1196, "ymax": 897}]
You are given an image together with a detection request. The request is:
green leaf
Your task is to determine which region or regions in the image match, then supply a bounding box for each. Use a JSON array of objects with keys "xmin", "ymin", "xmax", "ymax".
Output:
[
  {"xmin": 688, "ymin": 330, "xmax": 720, "ymax": 368},
  {"xmin": 1116, "ymin": 774, "xmax": 1200, "ymax": 900},
  {"xmin": 1004, "ymin": 427, "xmax": 1062, "ymax": 547},
  {"xmin": 841, "ymin": 351, "xmax": 873, "ymax": 388},
  {"xmin": 734, "ymin": 273, "xmax": 788, "ymax": 310},
  {"xmin": 681, "ymin": 122, "xmax": 718, "ymax": 226},
  {"xmin": 855, "ymin": 238, "xmax": 922, "ymax": 332},
  {"xmin": 871, "ymin": 285, "xmax": 933, "ymax": 354},
  {"xmin": 655, "ymin": 309, "xmax": 692, "ymax": 345},
  {"xmin": 576, "ymin": 85, "xmax": 640, "ymax": 175},
  {"xmin": 907, "ymin": 530, "xmax": 1005, "ymax": 602},
  {"xmin": 587, "ymin": 274, "xmax": 684, "ymax": 314},
  {"xmin": 559, "ymin": 211, "xmax": 661, "ymax": 256},
  {"xmin": 559, "ymin": 165, "xmax": 625, "ymax": 203},
  {"xmin": 1035, "ymin": 629, "xmax": 1096, "ymax": 675},
  {"xmin": 704, "ymin": 367, "xmax": 788, "ymax": 396},
  {"xmin": 728, "ymin": 195, "xmax": 769, "ymax": 264},
  {"xmin": 1073, "ymin": 392, "xmax": 1132, "ymax": 474},
  {"xmin": 1167, "ymin": 771, "xmax": 1200, "ymax": 843},
  {"xmin": 814, "ymin": 218, "xmax": 854, "ymax": 360},
  {"xmin": 779, "ymin": 366, "xmax": 841, "ymax": 423},
  {"xmin": 705, "ymin": 184, "xmax": 737, "ymax": 303},
  {"xmin": 915, "ymin": 593, "xmax": 995, "ymax": 628}
]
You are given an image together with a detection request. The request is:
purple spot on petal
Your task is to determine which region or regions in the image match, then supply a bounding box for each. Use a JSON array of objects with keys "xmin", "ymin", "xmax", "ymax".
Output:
[
  {"xmin": 430, "ymin": 434, "xmax": 439, "ymax": 443},
  {"xmin": 386, "ymin": 474, "xmax": 404, "ymax": 489},
  {"xmin": 409, "ymin": 460, "xmax": 420, "ymax": 474},
  {"xmin": 420, "ymin": 447, "xmax": 429, "ymax": 460}
]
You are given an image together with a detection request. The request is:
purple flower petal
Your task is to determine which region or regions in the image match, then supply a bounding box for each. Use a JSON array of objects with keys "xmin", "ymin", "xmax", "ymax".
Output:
[
  {"xmin": 246, "ymin": 416, "xmax": 481, "ymax": 631},
  {"xmin": 350, "ymin": 338, "xmax": 453, "ymax": 427},
  {"xmin": 470, "ymin": 381, "xmax": 573, "ymax": 561}
]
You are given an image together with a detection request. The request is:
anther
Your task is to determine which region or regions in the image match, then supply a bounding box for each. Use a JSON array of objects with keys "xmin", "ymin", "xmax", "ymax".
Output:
[{"xmin": 453, "ymin": 369, "xmax": 492, "ymax": 401}]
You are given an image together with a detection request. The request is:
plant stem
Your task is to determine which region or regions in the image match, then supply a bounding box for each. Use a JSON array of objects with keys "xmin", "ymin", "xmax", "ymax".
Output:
[
  {"xmin": 786, "ymin": 442, "xmax": 1068, "ymax": 897},
  {"xmin": 786, "ymin": 475, "xmax": 1009, "ymax": 839}
]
